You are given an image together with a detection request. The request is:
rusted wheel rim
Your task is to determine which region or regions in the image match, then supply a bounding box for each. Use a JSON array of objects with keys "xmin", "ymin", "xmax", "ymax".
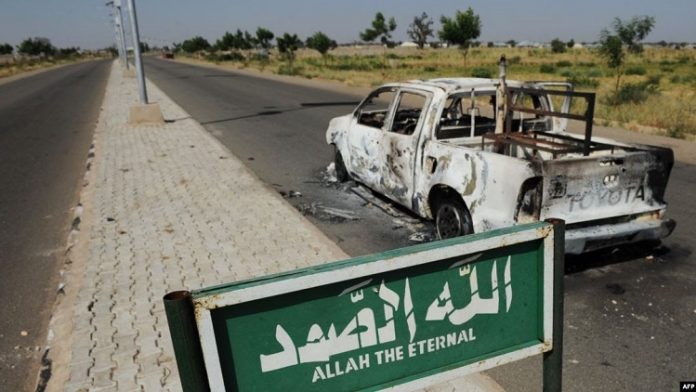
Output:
[{"xmin": 436, "ymin": 204, "xmax": 465, "ymax": 239}]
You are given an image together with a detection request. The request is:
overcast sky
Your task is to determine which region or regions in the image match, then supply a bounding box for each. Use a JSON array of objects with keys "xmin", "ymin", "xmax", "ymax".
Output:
[{"xmin": 1, "ymin": 0, "xmax": 694, "ymax": 49}]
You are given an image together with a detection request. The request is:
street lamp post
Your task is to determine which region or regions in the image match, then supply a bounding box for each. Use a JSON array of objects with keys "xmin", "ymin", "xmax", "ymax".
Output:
[
  {"xmin": 112, "ymin": 15, "xmax": 124, "ymax": 64},
  {"xmin": 115, "ymin": 0, "xmax": 129, "ymax": 69},
  {"xmin": 126, "ymin": 0, "xmax": 148, "ymax": 104}
]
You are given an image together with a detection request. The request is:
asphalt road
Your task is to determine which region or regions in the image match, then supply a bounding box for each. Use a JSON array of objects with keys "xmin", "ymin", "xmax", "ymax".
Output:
[
  {"xmin": 145, "ymin": 58, "xmax": 695, "ymax": 391},
  {"xmin": 0, "ymin": 60, "xmax": 110, "ymax": 391}
]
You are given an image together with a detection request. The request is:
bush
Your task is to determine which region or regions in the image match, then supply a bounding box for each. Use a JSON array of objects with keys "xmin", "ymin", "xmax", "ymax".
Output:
[
  {"xmin": 555, "ymin": 60, "xmax": 572, "ymax": 67},
  {"xmin": 566, "ymin": 74, "xmax": 600, "ymax": 88},
  {"xmin": 586, "ymin": 68, "xmax": 603, "ymax": 77},
  {"xmin": 646, "ymin": 74, "xmax": 661, "ymax": 85},
  {"xmin": 625, "ymin": 66, "xmax": 646, "ymax": 75},
  {"xmin": 470, "ymin": 67, "xmax": 493, "ymax": 78},
  {"xmin": 606, "ymin": 78, "xmax": 660, "ymax": 105},
  {"xmin": 550, "ymin": 38, "xmax": 566, "ymax": 53},
  {"xmin": 539, "ymin": 64, "xmax": 556, "ymax": 73},
  {"xmin": 423, "ymin": 66, "xmax": 436, "ymax": 72},
  {"xmin": 660, "ymin": 65, "xmax": 675, "ymax": 73},
  {"xmin": 508, "ymin": 55, "xmax": 522, "ymax": 65},
  {"xmin": 205, "ymin": 51, "xmax": 245, "ymax": 62},
  {"xmin": 277, "ymin": 64, "xmax": 304, "ymax": 76}
]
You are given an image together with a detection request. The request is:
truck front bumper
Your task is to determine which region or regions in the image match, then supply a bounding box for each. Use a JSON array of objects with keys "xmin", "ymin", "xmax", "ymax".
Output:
[{"xmin": 565, "ymin": 217, "xmax": 676, "ymax": 254}]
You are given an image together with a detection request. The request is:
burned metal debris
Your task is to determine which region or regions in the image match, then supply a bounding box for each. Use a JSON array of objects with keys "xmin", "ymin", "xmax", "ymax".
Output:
[{"xmin": 297, "ymin": 202, "xmax": 359, "ymax": 223}]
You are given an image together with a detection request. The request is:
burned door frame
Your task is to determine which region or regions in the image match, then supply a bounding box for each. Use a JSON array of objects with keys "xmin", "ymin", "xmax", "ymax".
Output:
[
  {"xmin": 377, "ymin": 88, "xmax": 433, "ymax": 206},
  {"xmin": 346, "ymin": 87, "xmax": 399, "ymax": 189}
]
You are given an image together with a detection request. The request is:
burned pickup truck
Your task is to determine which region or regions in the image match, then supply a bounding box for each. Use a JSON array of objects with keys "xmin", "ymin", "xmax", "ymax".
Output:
[{"xmin": 326, "ymin": 62, "xmax": 675, "ymax": 254}]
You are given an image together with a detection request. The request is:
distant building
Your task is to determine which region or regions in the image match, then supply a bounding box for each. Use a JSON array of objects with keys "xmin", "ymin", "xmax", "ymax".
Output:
[{"xmin": 516, "ymin": 40, "xmax": 543, "ymax": 48}]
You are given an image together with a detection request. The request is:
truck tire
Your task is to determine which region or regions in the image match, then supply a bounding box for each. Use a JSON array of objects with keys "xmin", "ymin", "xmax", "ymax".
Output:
[
  {"xmin": 335, "ymin": 148, "xmax": 350, "ymax": 182},
  {"xmin": 434, "ymin": 197, "xmax": 473, "ymax": 240}
]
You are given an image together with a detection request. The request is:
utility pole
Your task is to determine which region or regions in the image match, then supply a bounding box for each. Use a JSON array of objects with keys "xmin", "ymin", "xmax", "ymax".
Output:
[
  {"xmin": 114, "ymin": 0, "xmax": 129, "ymax": 69},
  {"xmin": 126, "ymin": 0, "xmax": 148, "ymax": 104}
]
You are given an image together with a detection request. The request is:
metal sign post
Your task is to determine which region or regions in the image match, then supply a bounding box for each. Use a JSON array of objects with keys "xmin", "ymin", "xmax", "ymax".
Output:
[
  {"xmin": 165, "ymin": 220, "xmax": 565, "ymax": 391},
  {"xmin": 126, "ymin": 0, "xmax": 147, "ymax": 104}
]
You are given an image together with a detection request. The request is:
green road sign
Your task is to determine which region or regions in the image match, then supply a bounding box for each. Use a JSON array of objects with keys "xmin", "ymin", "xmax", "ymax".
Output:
[{"xmin": 164, "ymin": 220, "xmax": 565, "ymax": 391}]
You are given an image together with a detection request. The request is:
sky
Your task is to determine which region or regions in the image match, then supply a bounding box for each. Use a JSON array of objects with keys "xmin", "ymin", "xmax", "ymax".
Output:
[{"xmin": 0, "ymin": 0, "xmax": 694, "ymax": 50}]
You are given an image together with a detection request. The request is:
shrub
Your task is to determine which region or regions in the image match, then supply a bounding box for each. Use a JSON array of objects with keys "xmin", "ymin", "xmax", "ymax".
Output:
[
  {"xmin": 660, "ymin": 65, "xmax": 675, "ymax": 73},
  {"xmin": 625, "ymin": 65, "xmax": 646, "ymax": 75},
  {"xmin": 566, "ymin": 74, "xmax": 600, "ymax": 88},
  {"xmin": 277, "ymin": 64, "xmax": 304, "ymax": 76},
  {"xmin": 646, "ymin": 74, "xmax": 661, "ymax": 85},
  {"xmin": 550, "ymin": 38, "xmax": 567, "ymax": 53},
  {"xmin": 470, "ymin": 67, "xmax": 492, "ymax": 78},
  {"xmin": 586, "ymin": 68, "xmax": 603, "ymax": 77},
  {"xmin": 508, "ymin": 55, "xmax": 522, "ymax": 64},
  {"xmin": 423, "ymin": 66, "xmax": 437, "ymax": 72},
  {"xmin": 560, "ymin": 70, "xmax": 574, "ymax": 78},
  {"xmin": 205, "ymin": 51, "xmax": 245, "ymax": 62},
  {"xmin": 539, "ymin": 64, "xmax": 556, "ymax": 73},
  {"xmin": 606, "ymin": 78, "xmax": 660, "ymax": 105},
  {"xmin": 555, "ymin": 60, "xmax": 572, "ymax": 67}
]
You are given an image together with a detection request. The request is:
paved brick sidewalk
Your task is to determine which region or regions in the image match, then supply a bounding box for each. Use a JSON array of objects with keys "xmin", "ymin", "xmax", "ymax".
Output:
[{"xmin": 45, "ymin": 61, "xmax": 501, "ymax": 392}]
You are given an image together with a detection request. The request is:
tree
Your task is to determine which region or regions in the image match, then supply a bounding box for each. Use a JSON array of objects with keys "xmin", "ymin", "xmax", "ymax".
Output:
[
  {"xmin": 215, "ymin": 30, "xmax": 254, "ymax": 51},
  {"xmin": 181, "ymin": 36, "xmax": 210, "ymax": 53},
  {"xmin": 306, "ymin": 31, "xmax": 336, "ymax": 63},
  {"xmin": 58, "ymin": 47, "xmax": 80, "ymax": 57},
  {"xmin": 276, "ymin": 33, "xmax": 302, "ymax": 70},
  {"xmin": 439, "ymin": 7, "xmax": 482, "ymax": 58},
  {"xmin": 407, "ymin": 12, "xmax": 434, "ymax": 49},
  {"xmin": 612, "ymin": 15, "xmax": 655, "ymax": 53},
  {"xmin": 599, "ymin": 34, "xmax": 625, "ymax": 94},
  {"xmin": 255, "ymin": 27, "xmax": 274, "ymax": 50},
  {"xmin": 242, "ymin": 30, "xmax": 256, "ymax": 50},
  {"xmin": 599, "ymin": 15, "xmax": 655, "ymax": 95},
  {"xmin": 0, "ymin": 43, "xmax": 13, "ymax": 55},
  {"xmin": 550, "ymin": 38, "xmax": 566, "ymax": 53},
  {"xmin": 360, "ymin": 12, "xmax": 397, "ymax": 48},
  {"xmin": 215, "ymin": 32, "xmax": 235, "ymax": 51},
  {"xmin": 17, "ymin": 37, "xmax": 55, "ymax": 56},
  {"xmin": 567, "ymin": 39, "xmax": 575, "ymax": 48},
  {"xmin": 506, "ymin": 39, "xmax": 517, "ymax": 48}
]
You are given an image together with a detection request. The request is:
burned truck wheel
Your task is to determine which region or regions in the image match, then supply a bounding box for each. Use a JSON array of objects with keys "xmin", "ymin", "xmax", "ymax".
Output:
[
  {"xmin": 334, "ymin": 147, "xmax": 350, "ymax": 182},
  {"xmin": 434, "ymin": 198, "xmax": 473, "ymax": 240}
]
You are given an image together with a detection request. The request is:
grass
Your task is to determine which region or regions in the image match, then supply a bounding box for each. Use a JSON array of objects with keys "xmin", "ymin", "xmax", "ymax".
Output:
[
  {"xmin": 0, "ymin": 54, "xmax": 103, "ymax": 79},
  {"xmin": 184, "ymin": 46, "xmax": 696, "ymax": 139}
]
